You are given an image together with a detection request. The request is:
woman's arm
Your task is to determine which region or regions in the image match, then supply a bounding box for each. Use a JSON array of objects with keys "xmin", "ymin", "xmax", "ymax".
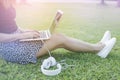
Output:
[
  {"xmin": 0, "ymin": 33, "xmax": 22, "ymax": 42},
  {"xmin": 0, "ymin": 31, "xmax": 40, "ymax": 42}
]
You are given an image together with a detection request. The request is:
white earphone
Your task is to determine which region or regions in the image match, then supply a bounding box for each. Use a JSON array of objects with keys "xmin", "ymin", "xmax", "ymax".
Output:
[{"xmin": 41, "ymin": 57, "xmax": 62, "ymax": 76}]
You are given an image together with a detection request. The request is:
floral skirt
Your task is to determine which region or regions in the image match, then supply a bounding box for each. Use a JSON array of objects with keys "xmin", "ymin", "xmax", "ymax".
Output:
[{"xmin": 0, "ymin": 29, "xmax": 43, "ymax": 64}]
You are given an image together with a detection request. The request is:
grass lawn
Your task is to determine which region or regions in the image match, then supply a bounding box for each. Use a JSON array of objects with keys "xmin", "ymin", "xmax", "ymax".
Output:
[{"xmin": 0, "ymin": 2, "xmax": 120, "ymax": 80}]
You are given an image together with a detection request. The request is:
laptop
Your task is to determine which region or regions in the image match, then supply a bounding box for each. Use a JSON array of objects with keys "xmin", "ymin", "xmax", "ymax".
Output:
[{"xmin": 20, "ymin": 10, "xmax": 63, "ymax": 41}]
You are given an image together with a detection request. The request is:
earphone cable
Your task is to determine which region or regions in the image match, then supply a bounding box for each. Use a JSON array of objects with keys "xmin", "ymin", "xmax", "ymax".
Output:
[{"xmin": 41, "ymin": 40, "xmax": 52, "ymax": 57}]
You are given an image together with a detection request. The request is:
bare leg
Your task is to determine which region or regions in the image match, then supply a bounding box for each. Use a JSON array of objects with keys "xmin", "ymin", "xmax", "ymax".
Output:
[{"xmin": 36, "ymin": 33, "xmax": 105, "ymax": 58}]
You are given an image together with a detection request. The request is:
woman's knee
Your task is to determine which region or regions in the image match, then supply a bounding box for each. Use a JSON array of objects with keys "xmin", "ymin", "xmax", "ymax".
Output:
[
  {"xmin": 50, "ymin": 33, "xmax": 67, "ymax": 45},
  {"xmin": 52, "ymin": 33, "xmax": 65, "ymax": 38}
]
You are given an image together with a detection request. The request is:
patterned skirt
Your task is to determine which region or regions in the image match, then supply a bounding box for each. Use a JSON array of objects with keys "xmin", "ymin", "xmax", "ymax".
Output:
[{"xmin": 0, "ymin": 29, "xmax": 43, "ymax": 64}]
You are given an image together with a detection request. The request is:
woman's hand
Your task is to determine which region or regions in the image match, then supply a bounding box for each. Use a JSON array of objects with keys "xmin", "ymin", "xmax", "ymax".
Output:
[
  {"xmin": 0, "ymin": 31, "xmax": 40, "ymax": 42},
  {"xmin": 19, "ymin": 31, "xmax": 40, "ymax": 40}
]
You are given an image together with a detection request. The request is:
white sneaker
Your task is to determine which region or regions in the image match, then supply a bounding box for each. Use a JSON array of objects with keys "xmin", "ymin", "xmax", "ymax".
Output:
[
  {"xmin": 97, "ymin": 37, "xmax": 116, "ymax": 58},
  {"xmin": 100, "ymin": 31, "xmax": 111, "ymax": 43}
]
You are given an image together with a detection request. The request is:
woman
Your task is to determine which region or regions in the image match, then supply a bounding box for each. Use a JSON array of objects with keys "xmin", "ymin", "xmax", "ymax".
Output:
[{"xmin": 0, "ymin": 0, "xmax": 116, "ymax": 64}]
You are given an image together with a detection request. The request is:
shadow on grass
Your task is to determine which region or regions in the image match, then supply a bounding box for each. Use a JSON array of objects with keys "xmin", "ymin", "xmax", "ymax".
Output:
[{"xmin": 39, "ymin": 49, "xmax": 120, "ymax": 65}]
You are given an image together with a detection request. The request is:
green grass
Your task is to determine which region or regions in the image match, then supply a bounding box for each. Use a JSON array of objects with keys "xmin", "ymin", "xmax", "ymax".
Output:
[{"xmin": 0, "ymin": 2, "xmax": 120, "ymax": 80}]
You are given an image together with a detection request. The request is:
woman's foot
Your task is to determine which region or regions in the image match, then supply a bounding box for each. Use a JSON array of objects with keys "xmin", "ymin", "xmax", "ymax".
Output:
[
  {"xmin": 97, "ymin": 37, "xmax": 116, "ymax": 58},
  {"xmin": 95, "ymin": 30, "xmax": 111, "ymax": 52},
  {"xmin": 100, "ymin": 30, "xmax": 111, "ymax": 43}
]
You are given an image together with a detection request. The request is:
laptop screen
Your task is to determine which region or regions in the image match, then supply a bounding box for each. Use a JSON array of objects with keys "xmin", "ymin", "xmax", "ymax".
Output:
[{"xmin": 49, "ymin": 10, "xmax": 63, "ymax": 34}]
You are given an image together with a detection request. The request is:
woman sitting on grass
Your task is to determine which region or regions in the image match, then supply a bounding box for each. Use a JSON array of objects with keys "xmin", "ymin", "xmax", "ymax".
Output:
[{"xmin": 0, "ymin": 0, "xmax": 116, "ymax": 64}]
